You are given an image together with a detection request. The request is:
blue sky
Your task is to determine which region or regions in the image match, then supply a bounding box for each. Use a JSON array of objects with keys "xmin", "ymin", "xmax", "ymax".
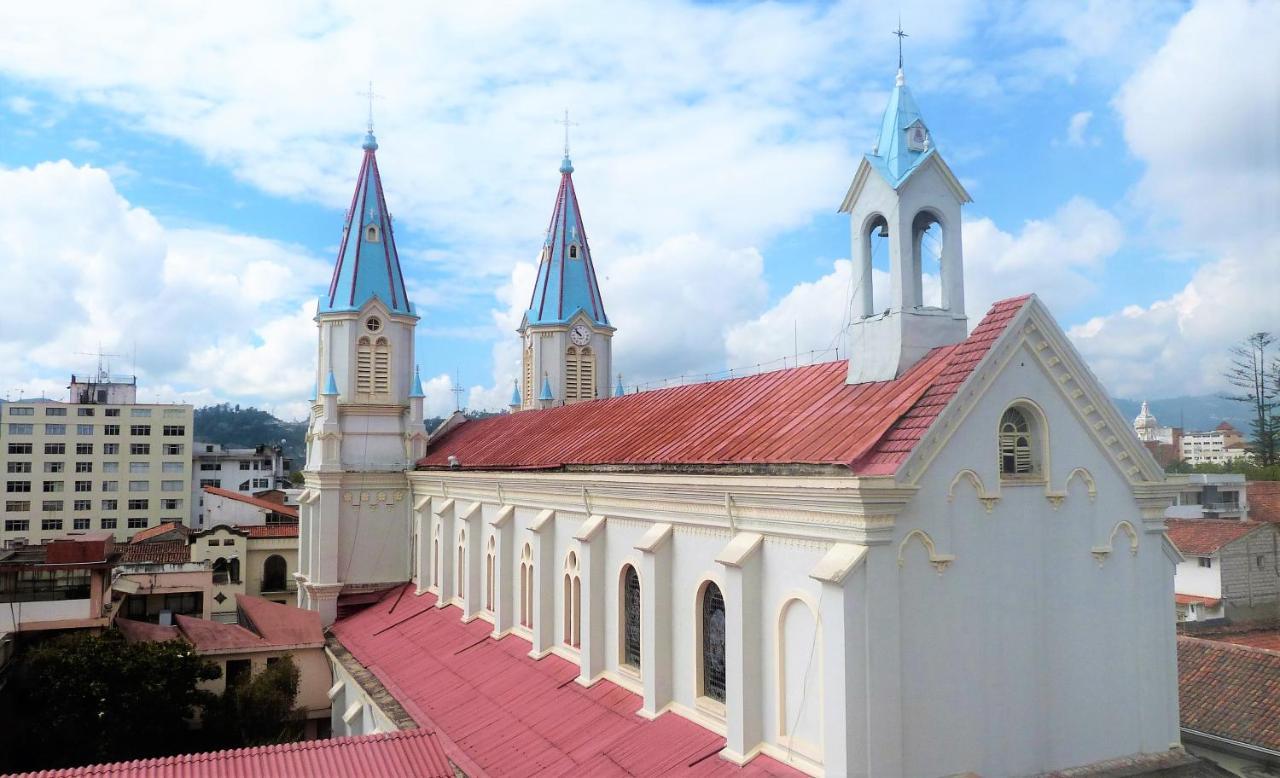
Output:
[{"xmin": 0, "ymin": 0, "xmax": 1275, "ymax": 420}]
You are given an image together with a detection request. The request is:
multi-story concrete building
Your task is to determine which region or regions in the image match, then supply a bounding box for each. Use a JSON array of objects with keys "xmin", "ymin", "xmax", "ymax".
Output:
[
  {"xmin": 191, "ymin": 442, "xmax": 290, "ymax": 526},
  {"xmin": 1180, "ymin": 422, "xmax": 1249, "ymax": 465},
  {"xmin": 1167, "ymin": 473, "xmax": 1249, "ymax": 521},
  {"xmin": 2, "ymin": 374, "xmax": 193, "ymax": 545}
]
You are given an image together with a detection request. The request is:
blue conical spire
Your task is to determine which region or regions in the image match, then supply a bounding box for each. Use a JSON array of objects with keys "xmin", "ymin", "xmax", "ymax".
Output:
[
  {"xmin": 524, "ymin": 155, "xmax": 610, "ymax": 328},
  {"xmin": 865, "ymin": 69, "xmax": 935, "ymax": 189},
  {"xmin": 409, "ymin": 365, "xmax": 425, "ymax": 398},
  {"xmin": 321, "ymin": 131, "xmax": 413, "ymax": 315},
  {"xmin": 613, "ymin": 374, "xmax": 624, "ymax": 398},
  {"xmin": 539, "ymin": 374, "xmax": 554, "ymax": 402},
  {"xmin": 510, "ymin": 381, "xmax": 522, "ymax": 406},
  {"xmin": 323, "ymin": 370, "xmax": 339, "ymax": 396}
]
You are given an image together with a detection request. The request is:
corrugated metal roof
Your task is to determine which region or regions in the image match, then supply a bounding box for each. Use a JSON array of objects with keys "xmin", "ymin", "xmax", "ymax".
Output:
[
  {"xmin": 8, "ymin": 729, "xmax": 452, "ymax": 777},
  {"xmin": 421, "ymin": 296, "xmax": 1031, "ymax": 473},
  {"xmin": 331, "ymin": 586, "xmax": 804, "ymax": 777},
  {"xmin": 202, "ymin": 486, "xmax": 299, "ymax": 518}
]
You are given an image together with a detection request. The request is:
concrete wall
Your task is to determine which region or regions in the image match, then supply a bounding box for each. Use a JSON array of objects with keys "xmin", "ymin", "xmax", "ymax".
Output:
[
  {"xmin": 1220, "ymin": 527, "xmax": 1280, "ymax": 622},
  {"xmin": 245, "ymin": 537, "xmax": 298, "ymax": 604},
  {"xmin": 1175, "ymin": 557, "xmax": 1223, "ymax": 599},
  {"xmin": 200, "ymin": 645, "xmax": 332, "ymax": 720}
]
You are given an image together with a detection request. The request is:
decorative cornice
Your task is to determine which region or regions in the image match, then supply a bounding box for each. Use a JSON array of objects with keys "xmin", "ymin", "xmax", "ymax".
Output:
[
  {"xmin": 809, "ymin": 542, "xmax": 867, "ymax": 584},
  {"xmin": 715, "ymin": 532, "xmax": 763, "ymax": 568}
]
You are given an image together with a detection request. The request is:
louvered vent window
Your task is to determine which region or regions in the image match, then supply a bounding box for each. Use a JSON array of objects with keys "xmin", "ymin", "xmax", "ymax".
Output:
[
  {"xmin": 578, "ymin": 347, "xmax": 595, "ymax": 401},
  {"xmin": 373, "ymin": 338, "xmax": 391, "ymax": 395},
  {"xmin": 622, "ymin": 565, "xmax": 642, "ymax": 669},
  {"xmin": 565, "ymin": 347, "xmax": 580, "ymax": 401},
  {"xmin": 356, "ymin": 337, "xmax": 374, "ymax": 394},
  {"xmin": 999, "ymin": 407, "xmax": 1034, "ymax": 476},
  {"xmin": 523, "ymin": 342, "xmax": 534, "ymax": 407},
  {"xmin": 701, "ymin": 582, "xmax": 726, "ymax": 703}
]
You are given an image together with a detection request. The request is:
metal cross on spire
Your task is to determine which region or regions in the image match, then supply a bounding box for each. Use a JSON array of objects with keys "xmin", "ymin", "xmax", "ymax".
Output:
[
  {"xmin": 558, "ymin": 108, "xmax": 579, "ymax": 158},
  {"xmin": 358, "ymin": 81, "xmax": 382, "ymax": 133},
  {"xmin": 893, "ymin": 19, "xmax": 909, "ymax": 71}
]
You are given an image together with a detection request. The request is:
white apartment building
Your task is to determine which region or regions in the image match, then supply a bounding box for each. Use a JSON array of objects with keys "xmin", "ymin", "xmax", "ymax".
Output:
[
  {"xmin": 1180, "ymin": 422, "xmax": 1249, "ymax": 465},
  {"xmin": 191, "ymin": 442, "xmax": 290, "ymax": 526},
  {"xmin": 2, "ymin": 374, "xmax": 193, "ymax": 545}
]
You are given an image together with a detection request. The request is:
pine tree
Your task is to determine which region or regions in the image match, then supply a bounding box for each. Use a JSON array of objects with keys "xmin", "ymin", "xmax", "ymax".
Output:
[{"xmin": 1224, "ymin": 332, "xmax": 1278, "ymax": 466}]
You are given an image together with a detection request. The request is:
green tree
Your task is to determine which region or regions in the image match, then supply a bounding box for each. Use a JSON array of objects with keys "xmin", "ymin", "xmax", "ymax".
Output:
[
  {"xmin": 0, "ymin": 632, "xmax": 220, "ymax": 772},
  {"xmin": 1224, "ymin": 332, "xmax": 1279, "ymax": 466},
  {"xmin": 203, "ymin": 655, "xmax": 303, "ymax": 749}
]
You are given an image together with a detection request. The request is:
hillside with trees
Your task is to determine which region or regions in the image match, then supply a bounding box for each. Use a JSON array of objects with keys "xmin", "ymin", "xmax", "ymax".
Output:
[{"xmin": 193, "ymin": 403, "xmax": 308, "ymax": 462}]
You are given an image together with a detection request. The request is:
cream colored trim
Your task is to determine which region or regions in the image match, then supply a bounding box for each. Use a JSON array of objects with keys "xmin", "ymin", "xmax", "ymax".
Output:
[
  {"xmin": 714, "ymin": 531, "xmax": 763, "ymax": 567},
  {"xmin": 774, "ymin": 592, "xmax": 823, "ymax": 764},
  {"xmin": 431, "ymin": 498, "xmax": 454, "ymax": 516},
  {"xmin": 635, "ymin": 522, "xmax": 673, "ymax": 553},
  {"xmin": 896, "ymin": 529, "xmax": 955, "ymax": 574},
  {"xmin": 529, "ymin": 508, "xmax": 555, "ymax": 533},
  {"xmin": 489, "ymin": 504, "xmax": 513, "ymax": 527},
  {"xmin": 1091, "ymin": 520, "xmax": 1140, "ymax": 566},
  {"xmin": 412, "ymin": 495, "xmax": 431, "ymax": 512},
  {"xmin": 692, "ymin": 573, "xmax": 728, "ymax": 708},
  {"xmin": 808, "ymin": 543, "xmax": 867, "ymax": 584},
  {"xmin": 326, "ymin": 680, "xmax": 344, "ymax": 700},
  {"xmin": 947, "ymin": 469, "xmax": 1000, "ymax": 513},
  {"xmin": 342, "ymin": 701, "xmax": 362, "ymax": 724},
  {"xmin": 575, "ymin": 513, "xmax": 607, "ymax": 542},
  {"xmin": 458, "ymin": 501, "xmax": 482, "ymax": 522}
]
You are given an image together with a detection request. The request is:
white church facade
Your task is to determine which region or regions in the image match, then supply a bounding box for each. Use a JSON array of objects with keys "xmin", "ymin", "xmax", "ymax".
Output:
[{"xmin": 299, "ymin": 67, "xmax": 1187, "ymax": 778}]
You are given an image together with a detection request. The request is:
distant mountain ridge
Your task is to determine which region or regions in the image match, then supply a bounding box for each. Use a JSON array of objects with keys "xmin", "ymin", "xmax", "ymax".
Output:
[
  {"xmin": 1110, "ymin": 395, "xmax": 1251, "ymax": 434},
  {"xmin": 193, "ymin": 403, "xmax": 308, "ymax": 464}
]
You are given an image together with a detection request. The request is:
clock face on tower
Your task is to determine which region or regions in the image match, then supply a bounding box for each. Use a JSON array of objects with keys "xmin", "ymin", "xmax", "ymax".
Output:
[{"xmin": 569, "ymin": 324, "xmax": 591, "ymax": 346}]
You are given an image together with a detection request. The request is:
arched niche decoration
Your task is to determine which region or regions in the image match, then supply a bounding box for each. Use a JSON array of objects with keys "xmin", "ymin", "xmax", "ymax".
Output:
[
  {"xmin": 1091, "ymin": 520, "xmax": 1139, "ymax": 566},
  {"xmin": 947, "ymin": 468, "xmax": 1000, "ymax": 513},
  {"xmin": 775, "ymin": 593, "xmax": 822, "ymax": 761},
  {"xmin": 897, "ymin": 529, "xmax": 955, "ymax": 575},
  {"xmin": 1045, "ymin": 467, "xmax": 1098, "ymax": 510}
]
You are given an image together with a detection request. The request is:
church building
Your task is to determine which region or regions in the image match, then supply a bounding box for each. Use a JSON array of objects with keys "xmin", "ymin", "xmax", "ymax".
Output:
[{"xmin": 299, "ymin": 64, "xmax": 1187, "ymax": 778}]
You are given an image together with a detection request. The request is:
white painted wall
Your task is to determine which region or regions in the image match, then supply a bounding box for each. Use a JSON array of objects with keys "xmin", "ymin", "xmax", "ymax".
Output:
[{"xmin": 1174, "ymin": 558, "xmax": 1221, "ymax": 599}]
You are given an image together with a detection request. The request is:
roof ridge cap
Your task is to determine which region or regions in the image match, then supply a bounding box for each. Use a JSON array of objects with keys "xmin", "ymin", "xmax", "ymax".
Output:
[{"xmin": 1178, "ymin": 634, "xmax": 1280, "ymax": 658}]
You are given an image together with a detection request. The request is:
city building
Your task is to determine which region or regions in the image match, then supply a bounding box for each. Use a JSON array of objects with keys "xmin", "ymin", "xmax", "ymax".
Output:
[
  {"xmin": 298, "ymin": 62, "xmax": 1190, "ymax": 777},
  {"xmin": 199, "ymin": 486, "xmax": 298, "ymax": 529},
  {"xmin": 1181, "ymin": 422, "xmax": 1250, "ymax": 466},
  {"xmin": 190, "ymin": 523, "xmax": 299, "ymax": 621},
  {"xmin": 191, "ymin": 443, "xmax": 291, "ymax": 526},
  {"xmin": 1165, "ymin": 519, "xmax": 1280, "ymax": 623},
  {"xmin": 0, "ymin": 532, "xmax": 120, "ymax": 633},
  {"xmin": 1167, "ymin": 473, "xmax": 1249, "ymax": 521},
  {"xmin": 114, "ymin": 523, "xmax": 212, "ymax": 623},
  {"xmin": 117, "ymin": 594, "xmax": 332, "ymax": 739},
  {"xmin": 2, "ymin": 373, "xmax": 193, "ymax": 545},
  {"xmin": 1133, "ymin": 400, "xmax": 1179, "ymax": 445}
]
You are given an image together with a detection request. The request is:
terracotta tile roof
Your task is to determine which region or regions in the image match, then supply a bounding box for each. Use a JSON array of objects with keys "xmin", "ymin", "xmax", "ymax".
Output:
[
  {"xmin": 243, "ymin": 523, "xmax": 299, "ymax": 538},
  {"xmin": 173, "ymin": 614, "xmax": 268, "ymax": 651},
  {"xmin": 1247, "ymin": 481, "xmax": 1280, "ymax": 524},
  {"xmin": 115, "ymin": 618, "xmax": 180, "ymax": 643},
  {"xmin": 1174, "ymin": 593, "xmax": 1221, "ymax": 607},
  {"xmin": 8, "ymin": 729, "xmax": 453, "ymax": 777},
  {"xmin": 331, "ymin": 585, "xmax": 804, "ymax": 776},
  {"xmin": 418, "ymin": 296, "xmax": 1031, "ymax": 473},
  {"xmin": 1215, "ymin": 629, "xmax": 1280, "ymax": 652},
  {"xmin": 1178, "ymin": 636, "xmax": 1280, "ymax": 752},
  {"xmin": 119, "ymin": 539, "xmax": 191, "ymax": 565},
  {"xmin": 128, "ymin": 521, "xmax": 190, "ymax": 544},
  {"xmin": 202, "ymin": 486, "xmax": 299, "ymax": 518},
  {"xmin": 236, "ymin": 594, "xmax": 323, "ymax": 647},
  {"xmin": 1164, "ymin": 519, "xmax": 1267, "ymax": 556}
]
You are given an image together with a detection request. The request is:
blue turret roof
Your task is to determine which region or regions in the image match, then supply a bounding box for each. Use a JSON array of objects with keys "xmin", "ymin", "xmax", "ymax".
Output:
[
  {"xmin": 539, "ymin": 375, "xmax": 554, "ymax": 402},
  {"xmin": 320, "ymin": 131, "xmax": 414, "ymax": 316},
  {"xmin": 613, "ymin": 374, "xmax": 624, "ymax": 398},
  {"xmin": 410, "ymin": 366, "xmax": 425, "ymax": 398},
  {"xmin": 510, "ymin": 382, "xmax": 521, "ymax": 406},
  {"xmin": 323, "ymin": 370, "xmax": 339, "ymax": 396},
  {"xmin": 523, "ymin": 154, "xmax": 610, "ymax": 329},
  {"xmin": 865, "ymin": 70, "xmax": 936, "ymax": 189}
]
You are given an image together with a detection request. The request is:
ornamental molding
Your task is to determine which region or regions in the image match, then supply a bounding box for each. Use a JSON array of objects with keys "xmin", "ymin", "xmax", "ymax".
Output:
[
  {"xmin": 1091, "ymin": 520, "xmax": 1139, "ymax": 566},
  {"xmin": 896, "ymin": 529, "xmax": 954, "ymax": 575},
  {"xmin": 1043, "ymin": 466, "xmax": 1098, "ymax": 511},
  {"xmin": 343, "ymin": 489, "xmax": 406, "ymax": 511},
  {"xmin": 947, "ymin": 469, "xmax": 1000, "ymax": 513}
]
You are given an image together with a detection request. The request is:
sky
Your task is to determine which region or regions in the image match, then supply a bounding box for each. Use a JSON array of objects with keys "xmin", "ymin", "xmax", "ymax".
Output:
[{"xmin": 0, "ymin": 0, "xmax": 1276, "ymax": 421}]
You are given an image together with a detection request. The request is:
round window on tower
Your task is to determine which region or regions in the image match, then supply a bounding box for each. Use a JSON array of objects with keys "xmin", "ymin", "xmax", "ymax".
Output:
[{"xmin": 365, "ymin": 317, "xmax": 382, "ymax": 333}]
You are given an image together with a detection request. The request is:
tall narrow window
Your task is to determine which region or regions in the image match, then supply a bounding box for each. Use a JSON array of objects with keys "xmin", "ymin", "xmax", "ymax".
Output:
[
  {"xmin": 356, "ymin": 337, "xmax": 374, "ymax": 394},
  {"xmin": 621, "ymin": 564, "xmax": 641, "ymax": 669},
  {"xmin": 485, "ymin": 536, "xmax": 496, "ymax": 612},
  {"xmin": 456, "ymin": 528, "xmax": 466, "ymax": 599},
  {"xmin": 520, "ymin": 543, "xmax": 534, "ymax": 629},
  {"xmin": 700, "ymin": 582, "xmax": 726, "ymax": 703},
  {"xmin": 999, "ymin": 407, "xmax": 1035, "ymax": 476},
  {"xmin": 565, "ymin": 347, "xmax": 580, "ymax": 401},
  {"xmin": 373, "ymin": 337, "xmax": 391, "ymax": 395},
  {"xmin": 432, "ymin": 529, "xmax": 441, "ymax": 588},
  {"xmin": 578, "ymin": 347, "xmax": 595, "ymax": 400},
  {"xmin": 563, "ymin": 551, "xmax": 581, "ymax": 648},
  {"xmin": 523, "ymin": 340, "xmax": 534, "ymax": 408}
]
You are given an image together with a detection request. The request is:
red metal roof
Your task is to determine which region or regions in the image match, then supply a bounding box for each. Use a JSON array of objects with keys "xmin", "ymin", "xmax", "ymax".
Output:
[
  {"xmin": 1164, "ymin": 519, "xmax": 1268, "ymax": 556},
  {"xmin": 202, "ymin": 486, "xmax": 299, "ymax": 518},
  {"xmin": 419, "ymin": 296, "xmax": 1031, "ymax": 473},
  {"xmin": 237, "ymin": 594, "xmax": 323, "ymax": 647},
  {"xmin": 173, "ymin": 614, "xmax": 267, "ymax": 651},
  {"xmin": 9, "ymin": 729, "xmax": 453, "ymax": 778},
  {"xmin": 128, "ymin": 521, "xmax": 190, "ymax": 544},
  {"xmin": 1174, "ymin": 593, "xmax": 1221, "ymax": 607},
  {"xmin": 243, "ymin": 523, "xmax": 299, "ymax": 538},
  {"xmin": 331, "ymin": 585, "xmax": 804, "ymax": 777}
]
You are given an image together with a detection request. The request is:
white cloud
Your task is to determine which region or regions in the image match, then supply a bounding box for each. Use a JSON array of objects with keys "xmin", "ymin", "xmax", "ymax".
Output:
[
  {"xmin": 69, "ymin": 137, "xmax": 101, "ymax": 152},
  {"xmin": 1065, "ymin": 110, "xmax": 1094, "ymax": 146},
  {"xmin": 6, "ymin": 95, "xmax": 34, "ymax": 114}
]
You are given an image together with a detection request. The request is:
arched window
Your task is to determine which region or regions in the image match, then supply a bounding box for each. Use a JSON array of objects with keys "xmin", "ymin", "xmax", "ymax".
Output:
[
  {"xmin": 229, "ymin": 558, "xmax": 241, "ymax": 585},
  {"xmin": 911, "ymin": 210, "xmax": 943, "ymax": 309},
  {"xmin": 519, "ymin": 543, "xmax": 534, "ymax": 629},
  {"xmin": 432, "ymin": 526, "xmax": 440, "ymax": 588},
  {"xmin": 856, "ymin": 214, "xmax": 889, "ymax": 319},
  {"xmin": 373, "ymin": 337, "xmax": 390, "ymax": 396},
  {"xmin": 568, "ymin": 244, "xmax": 578, "ymax": 259},
  {"xmin": 485, "ymin": 536, "xmax": 496, "ymax": 612},
  {"xmin": 565, "ymin": 346, "xmax": 580, "ymax": 401},
  {"xmin": 999, "ymin": 406, "xmax": 1038, "ymax": 477},
  {"xmin": 212, "ymin": 557, "xmax": 230, "ymax": 585},
  {"xmin": 366, "ymin": 224, "xmax": 380, "ymax": 242},
  {"xmin": 563, "ymin": 551, "xmax": 581, "ymax": 648},
  {"xmin": 522, "ymin": 340, "xmax": 534, "ymax": 409},
  {"xmin": 456, "ymin": 528, "xmax": 466, "ymax": 599},
  {"xmin": 699, "ymin": 581, "xmax": 726, "ymax": 703},
  {"xmin": 620, "ymin": 564, "xmax": 641, "ymax": 670},
  {"xmin": 356, "ymin": 336, "xmax": 373, "ymax": 394},
  {"xmin": 262, "ymin": 554, "xmax": 287, "ymax": 592}
]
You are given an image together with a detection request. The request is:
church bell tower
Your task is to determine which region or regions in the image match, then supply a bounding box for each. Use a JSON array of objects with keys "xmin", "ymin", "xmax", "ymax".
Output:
[
  {"xmin": 841, "ymin": 60, "xmax": 972, "ymax": 384},
  {"xmin": 518, "ymin": 149, "xmax": 614, "ymax": 408}
]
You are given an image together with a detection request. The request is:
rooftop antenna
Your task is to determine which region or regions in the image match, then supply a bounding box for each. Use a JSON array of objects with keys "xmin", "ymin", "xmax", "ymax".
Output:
[
  {"xmin": 893, "ymin": 17, "xmax": 909, "ymax": 72},
  {"xmin": 558, "ymin": 108, "xmax": 578, "ymax": 158},
  {"xmin": 76, "ymin": 344, "xmax": 121, "ymax": 382},
  {"xmin": 358, "ymin": 81, "xmax": 382, "ymax": 133}
]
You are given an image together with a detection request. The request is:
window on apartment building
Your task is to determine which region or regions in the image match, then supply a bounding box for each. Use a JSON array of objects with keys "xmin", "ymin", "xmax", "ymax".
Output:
[
  {"xmin": 4, "ymin": 520, "xmax": 29, "ymax": 532},
  {"xmin": 252, "ymin": 478, "xmax": 269, "ymax": 489},
  {"xmin": 41, "ymin": 501, "xmax": 62, "ymax": 512},
  {"xmin": 130, "ymin": 444, "xmax": 150, "ymax": 456},
  {"xmin": 44, "ymin": 407, "xmax": 66, "ymax": 417},
  {"xmin": 200, "ymin": 479, "xmax": 221, "ymax": 488},
  {"xmin": 6, "ymin": 481, "xmax": 31, "ymax": 493},
  {"xmin": 8, "ymin": 407, "xmax": 34, "ymax": 416},
  {"xmin": 7, "ymin": 424, "xmax": 33, "ymax": 435},
  {"xmin": 128, "ymin": 481, "xmax": 149, "ymax": 492},
  {"xmin": 46, "ymin": 442, "xmax": 67, "ymax": 455},
  {"xmin": 41, "ymin": 519, "xmax": 63, "ymax": 531},
  {"xmin": 101, "ymin": 499, "xmax": 117, "ymax": 511},
  {"xmin": 240, "ymin": 461, "xmax": 251, "ymax": 471},
  {"xmin": 74, "ymin": 481, "xmax": 91, "ymax": 493},
  {"xmin": 162, "ymin": 408, "xmax": 184, "ymax": 418},
  {"xmin": 101, "ymin": 517, "xmax": 117, "ymax": 529},
  {"xmin": 162, "ymin": 462, "xmax": 183, "ymax": 473},
  {"xmin": 102, "ymin": 481, "xmax": 118, "ymax": 492},
  {"xmin": 127, "ymin": 517, "xmax": 148, "ymax": 529},
  {"xmin": 161, "ymin": 481, "xmax": 183, "ymax": 492},
  {"xmin": 42, "ymin": 481, "xmax": 64, "ymax": 493},
  {"xmin": 130, "ymin": 409, "xmax": 151, "ymax": 418},
  {"xmin": 77, "ymin": 408, "xmax": 94, "ymax": 417},
  {"xmin": 45, "ymin": 424, "xmax": 66, "ymax": 435},
  {"xmin": 103, "ymin": 425, "xmax": 120, "ymax": 436},
  {"xmin": 75, "ymin": 462, "xmax": 93, "ymax": 473},
  {"xmin": 6, "ymin": 462, "xmax": 31, "ymax": 473},
  {"xmin": 162, "ymin": 425, "xmax": 185, "ymax": 436},
  {"xmin": 129, "ymin": 425, "xmax": 150, "ymax": 437},
  {"xmin": 129, "ymin": 462, "xmax": 150, "ymax": 474},
  {"xmin": 73, "ymin": 518, "xmax": 90, "ymax": 530},
  {"xmin": 102, "ymin": 462, "xmax": 118, "ymax": 473},
  {"xmin": 73, "ymin": 500, "xmax": 91, "ymax": 511},
  {"xmin": 7, "ymin": 443, "xmax": 32, "ymax": 455},
  {"xmin": 76, "ymin": 424, "xmax": 93, "ymax": 435},
  {"xmin": 163, "ymin": 444, "xmax": 183, "ymax": 455},
  {"xmin": 5, "ymin": 501, "xmax": 30, "ymax": 512},
  {"xmin": 200, "ymin": 463, "xmax": 220, "ymax": 471},
  {"xmin": 225, "ymin": 659, "xmax": 251, "ymax": 687},
  {"xmin": 161, "ymin": 499, "xmax": 182, "ymax": 510},
  {"xmin": 76, "ymin": 443, "xmax": 93, "ymax": 455},
  {"xmin": 1199, "ymin": 557, "xmax": 1212, "ymax": 568},
  {"xmin": 44, "ymin": 461, "xmax": 63, "ymax": 473},
  {"xmin": 127, "ymin": 499, "xmax": 149, "ymax": 510},
  {"xmin": 238, "ymin": 480, "xmax": 250, "ymax": 491},
  {"xmin": 105, "ymin": 408, "xmax": 120, "ymax": 417},
  {"xmin": 103, "ymin": 443, "xmax": 119, "ymax": 455}
]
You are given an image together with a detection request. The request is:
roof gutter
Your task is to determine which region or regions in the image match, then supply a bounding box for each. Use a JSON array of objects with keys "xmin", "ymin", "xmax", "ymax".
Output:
[{"xmin": 1181, "ymin": 727, "xmax": 1280, "ymax": 762}]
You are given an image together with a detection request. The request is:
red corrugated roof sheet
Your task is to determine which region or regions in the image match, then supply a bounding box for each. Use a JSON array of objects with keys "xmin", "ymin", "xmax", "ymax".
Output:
[
  {"xmin": 237, "ymin": 594, "xmax": 323, "ymax": 647},
  {"xmin": 419, "ymin": 296, "xmax": 1031, "ymax": 473},
  {"xmin": 331, "ymin": 586, "xmax": 804, "ymax": 777},
  {"xmin": 202, "ymin": 486, "xmax": 299, "ymax": 518},
  {"xmin": 1174, "ymin": 593, "xmax": 1221, "ymax": 607},
  {"xmin": 1164, "ymin": 519, "xmax": 1267, "ymax": 556},
  {"xmin": 128, "ymin": 521, "xmax": 190, "ymax": 544},
  {"xmin": 7, "ymin": 729, "xmax": 453, "ymax": 778}
]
